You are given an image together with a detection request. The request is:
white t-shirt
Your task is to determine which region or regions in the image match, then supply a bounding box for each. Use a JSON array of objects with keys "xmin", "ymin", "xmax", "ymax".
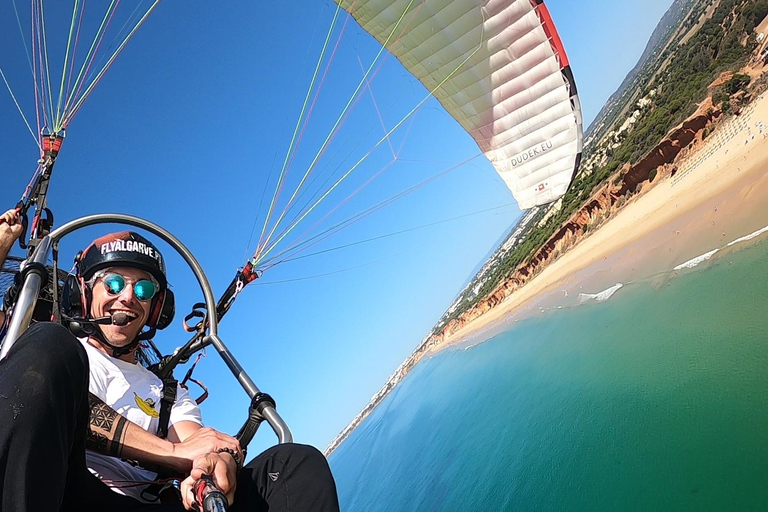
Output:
[{"xmin": 81, "ymin": 339, "xmax": 203, "ymax": 502}]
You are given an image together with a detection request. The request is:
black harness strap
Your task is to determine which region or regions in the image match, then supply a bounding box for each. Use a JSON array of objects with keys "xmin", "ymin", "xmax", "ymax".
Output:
[
  {"xmin": 126, "ymin": 370, "xmax": 179, "ymax": 502},
  {"xmin": 157, "ymin": 376, "xmax": 177, "ymax": 439}
]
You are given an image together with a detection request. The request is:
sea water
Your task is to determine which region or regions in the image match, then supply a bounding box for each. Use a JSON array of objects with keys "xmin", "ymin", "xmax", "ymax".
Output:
[{"xmin": 329, "ymin": 232, "xmax": 768, "ymax": 511}]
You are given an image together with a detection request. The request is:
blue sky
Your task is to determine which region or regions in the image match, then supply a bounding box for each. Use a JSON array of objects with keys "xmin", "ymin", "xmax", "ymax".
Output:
[{"xmin": 0, "ymin": 0, "xmax": 674, "ymax": 453}]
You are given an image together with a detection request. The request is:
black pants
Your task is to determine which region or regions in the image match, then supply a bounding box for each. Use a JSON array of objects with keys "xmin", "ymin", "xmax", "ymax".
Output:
[{"xmin": 0, "ymin": 323, "xmax": 340, "ymax": 512}]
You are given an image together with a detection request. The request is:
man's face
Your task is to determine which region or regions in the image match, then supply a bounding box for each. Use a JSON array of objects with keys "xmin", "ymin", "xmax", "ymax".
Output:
[{"xmin": 88, "ymin": 266, "xmax": 155, "ymax": 347}]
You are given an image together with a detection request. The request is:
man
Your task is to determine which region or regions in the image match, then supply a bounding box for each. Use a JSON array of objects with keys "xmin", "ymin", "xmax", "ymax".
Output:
[{"xmin": 0, "ymin": 209, "xmax": 339, "ymax": 511}]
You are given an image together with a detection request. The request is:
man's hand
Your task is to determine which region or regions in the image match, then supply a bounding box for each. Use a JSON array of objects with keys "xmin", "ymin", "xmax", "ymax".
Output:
[
  {"xmin": 171, "ymin": 427, "xmax": 242, "ymax": 473},
  {"xmin": 0, "ymin": 209, "xmax": 24, "ymax": 265},
  {"xmin": 180, "ymin": 451, "xmax": 237, "ymax": 509},
  {"xmin": 0, "ymin": 209, "xmax": 23, "ymax": 246}
]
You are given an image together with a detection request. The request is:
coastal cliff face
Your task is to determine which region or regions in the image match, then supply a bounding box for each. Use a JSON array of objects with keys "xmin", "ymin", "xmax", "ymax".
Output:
[{"xmin": 430, "ymin": 101, "xmax": 723, "ymax": 346}]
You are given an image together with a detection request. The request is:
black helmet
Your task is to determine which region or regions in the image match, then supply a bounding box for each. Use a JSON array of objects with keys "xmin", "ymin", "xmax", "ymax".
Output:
[
  {"xmin": 61, "ymin": 231, "xmax": 175, "ymax": 338},
  {"xmin": 78, "ymin": 231, "xmax": 167, "ymax": 288}
]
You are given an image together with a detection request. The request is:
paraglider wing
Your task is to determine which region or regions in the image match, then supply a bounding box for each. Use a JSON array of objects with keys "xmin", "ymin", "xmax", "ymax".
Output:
[{"xmin": 334, "ymin": 0, "xmax": 583, "ymax": 209}]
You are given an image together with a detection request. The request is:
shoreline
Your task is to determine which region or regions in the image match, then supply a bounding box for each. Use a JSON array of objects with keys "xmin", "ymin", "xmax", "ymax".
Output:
[
  {"xmin": 436, "ymin": 93, "xmax": 768, "ymax": 351},
  {"xmin": 325, "ymin": 89, "xmax": 768, "ymax": 457}
]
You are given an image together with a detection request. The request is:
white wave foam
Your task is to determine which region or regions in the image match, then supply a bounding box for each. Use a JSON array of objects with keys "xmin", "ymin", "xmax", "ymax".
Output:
[
  {"xmin": 577, "ymin": 283, "xmax": 624, "ymax": 304},
  {"xmin": 673, "ymin": 249, "xmax": 719, "ymax": 270},
  {"xmin": 672, "ymin": 224, "xmax": 768, "ymax": 271},
  {"xmin": 726, "ymin": 225, "xmax": 768, "ymax": 247}
]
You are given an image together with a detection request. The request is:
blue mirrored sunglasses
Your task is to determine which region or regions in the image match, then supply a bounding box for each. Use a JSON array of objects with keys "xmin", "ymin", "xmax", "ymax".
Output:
[{"xmin": 99, "ymin": 273, "xmax": 158, "ymax": 302}]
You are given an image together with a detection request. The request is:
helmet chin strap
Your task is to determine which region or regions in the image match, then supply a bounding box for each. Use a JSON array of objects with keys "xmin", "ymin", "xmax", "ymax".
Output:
[{"xmin": 90, "ymin": 323, "xmax": 156, "ymax": 359}]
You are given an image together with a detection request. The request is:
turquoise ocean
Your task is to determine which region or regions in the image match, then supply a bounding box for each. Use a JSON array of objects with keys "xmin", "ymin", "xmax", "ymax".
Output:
[{"xmin": 329, "ymin": 230, "xmax": 768, "ymax": 511}]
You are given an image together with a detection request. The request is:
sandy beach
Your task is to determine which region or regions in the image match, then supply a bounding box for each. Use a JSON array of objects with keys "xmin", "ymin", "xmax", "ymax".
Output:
[{"xmin": 441, "ymin": 92, "xmax": 768, "ymax": 347}]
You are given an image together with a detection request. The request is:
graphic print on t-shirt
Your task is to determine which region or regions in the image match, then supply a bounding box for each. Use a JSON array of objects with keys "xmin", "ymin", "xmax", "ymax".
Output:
[{"xmin": 134, "ymin": 392, "xmax": 160, "ymax": 418}]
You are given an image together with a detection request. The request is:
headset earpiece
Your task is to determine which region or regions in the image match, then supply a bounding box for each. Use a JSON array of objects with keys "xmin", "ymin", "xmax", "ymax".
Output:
[
  {"xmin": 61, "ymin": 274, "xmax": 84, "ymax": 319},
  {"xmin": 150, "ymin": 288, "xmax": 175, "ymax": 330},
  {"xmin": 60, "ymin": 273, "xmax": 94, "ymax": 339}
]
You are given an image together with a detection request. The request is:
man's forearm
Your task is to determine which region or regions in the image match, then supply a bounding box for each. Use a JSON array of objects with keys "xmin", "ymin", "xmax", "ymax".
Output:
[
  {"xmin": 86, "ymin": 392, "xmax": 130, "ymax": 456},
  {"xmin": 87, "ymin": 392, "xmax": 188, "ymax": 473}
]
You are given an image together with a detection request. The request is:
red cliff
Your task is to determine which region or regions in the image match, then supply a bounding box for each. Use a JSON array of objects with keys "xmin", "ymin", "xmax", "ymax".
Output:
[{"xmin": 429, "ymin": 100, "xmax": 723, "ymax": 346}]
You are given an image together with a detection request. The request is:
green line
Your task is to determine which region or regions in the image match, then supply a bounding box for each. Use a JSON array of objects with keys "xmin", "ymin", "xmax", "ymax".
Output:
[
  {"xmin": 63, "ymin": 1, "xmax": 161, "ymax": 128},
  {"xmin": 256, "ymin": 255, "xmax": 390, "ymax": 285},
  {"xmin": 60, "ymin": 0, "xmax": 119, "ymax": 128},
  {"xmin": 263, "ymin": 157, "xmax": 443, "ymax": 266},
  {"xmin": 280, "ymin": 203, "xmax": 515, "ymax": 264},
  {"xmin": 38, "ymin": 0, "xmax": 55, "ymax": 127},
  {"xmin": 263, "ymin": 165, "xmax": 445, "ymax": 266},
  {"xmin": 257, "ymin": 0, "xmax": 416, "ymax": 260},
  {"xmin": 55, "ymin": 0, "xmax": 83, "ymax": 129},
  {"xmin": 266, "ymin": 157, "xmax": 399, "ymax": 265},
  {"xmin": 258, "ymin": 43, "xmax": 483, "ymax": 263},
  {"xmin": 255, "ymin": 2, "xmax": 343, "ymax": 260},
  {"xmin": 31, "ymin": 0, "xmax": 45, "ymax": 131}
]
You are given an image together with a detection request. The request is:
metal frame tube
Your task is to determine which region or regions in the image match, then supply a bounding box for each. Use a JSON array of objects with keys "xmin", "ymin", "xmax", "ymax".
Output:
[
  {"xmin": 262, "ymin": 408, "xmax": 293, "ymax": 444},
  {"xmin": 48, "ymin": 214, "xmax": 220, "ymax": 336},
  {"xmin": 206, "ymin": 334, "xmax": 292, "ymax": 443},
  {"xmin": 1, "ymin": 236, "xmax": 53, "ymax": 358},
  {"xmin": 0, "ymin": 213, "xmax": 292, "ymax": 443}
]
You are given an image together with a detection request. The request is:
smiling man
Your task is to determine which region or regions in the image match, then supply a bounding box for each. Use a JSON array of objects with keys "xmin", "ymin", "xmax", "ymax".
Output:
[
  {"xmin": 65, "ymin": 231, "xmax": 211, "ymax": 501},
  {"xmin": 0, "ymin": 216, "xmax": 339, "ymax": 511}
]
